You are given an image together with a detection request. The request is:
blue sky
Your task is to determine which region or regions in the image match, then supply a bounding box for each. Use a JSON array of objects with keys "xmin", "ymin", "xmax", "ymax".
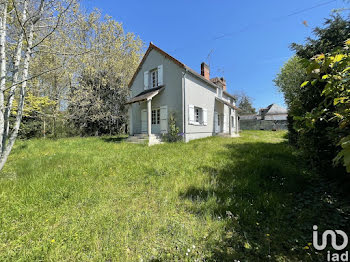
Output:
[{"xmin": 81, "ymin": 0, "xmax": 347, "ymax": 110}]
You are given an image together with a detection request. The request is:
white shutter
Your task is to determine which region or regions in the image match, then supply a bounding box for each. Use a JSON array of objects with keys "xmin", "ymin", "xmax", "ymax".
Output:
[
  {"xmin": 223, "ymin": 113, "xmax": 227, "ymax": 133},
  {"xmin": 141, "ymin": 109, "xmax": 147, "ymax": 133},
  {"xmin": 144, "ymin": 71, "xmax": 149, "ymax": 90},
  {"xmin": 214, "ymin": 112, "xmax": 218, "ymax": 133},
  {"xmin": 157, "ymin": 65, "xmax": 163, "ymax": 86},
  {"xmin": 202, "ymin": 108, "xmax": 207, "ymax": 126},
  {"xmin": 160, "ymin": 106, "xmax": 168, "ymax": 133},
  {"xmin": 188, "ymin": 105, "xmax": 194, "ymax": 124}
]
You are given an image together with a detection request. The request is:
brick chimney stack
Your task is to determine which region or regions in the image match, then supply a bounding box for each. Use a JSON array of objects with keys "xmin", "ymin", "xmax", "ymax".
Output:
[
  {"xmin": 201, "ymin": 62, "xmax": 210, "ymax": 80},
  {"xmin": 211, "ymin": 77, "xmax": 227, "ymax": 91},
  {"xmin": 220, "ymin": 77, "xmax": 226, "ymax": 91}
]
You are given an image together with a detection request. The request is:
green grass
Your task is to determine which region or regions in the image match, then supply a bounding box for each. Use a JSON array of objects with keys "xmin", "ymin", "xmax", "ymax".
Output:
[{"xmin": 0, "ymin": 131, "xmax": 349, "ymax": 261}]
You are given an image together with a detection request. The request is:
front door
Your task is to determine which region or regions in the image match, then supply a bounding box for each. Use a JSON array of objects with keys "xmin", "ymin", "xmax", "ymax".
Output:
[{"xmin": 141, "ymin": 109, "xmax": 147, "ymax": 133}]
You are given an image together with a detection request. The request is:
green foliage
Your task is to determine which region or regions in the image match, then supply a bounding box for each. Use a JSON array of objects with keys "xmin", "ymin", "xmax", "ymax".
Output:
[
  {"xmin": 234, "ymin": 92, "xmax": 256, "ymax": 114},
  {"xmin": 163, "ymin": 114, "xmax": 182, "ymax": 142},
  {"xmin": 297, "ymin": 44, "xmax": 350, "ymax": 172},
  {"xmin": 1, "ymin": 131, "xmax": 349, "ymax": 261},
  {"xmin": 66, "ymin": 10, "xmax": 143, "ymax": 136},
  {"xmin": 27, "ymin": 6, "xmax": 143, "ymax": 139},
  {"xmin": 275, "ymin": 15, "xmax": 350, "ymax": 175},
  {"xmin": 291, "ymin": 15, "xmax": 350, "ymax": 59},
  {"xmin": 15, "ymin": 93, "xmax": 57, "ymax": 139},
  {"xmin": 238, "ymin": 96, "xmax": 256, "ymax": 115},
  {"xmin": 68, "ymin": 70, "xmax": 128, "ymax": 136}
]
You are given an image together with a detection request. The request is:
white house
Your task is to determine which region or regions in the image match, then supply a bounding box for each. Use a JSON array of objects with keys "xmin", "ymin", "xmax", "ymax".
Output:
[{"xmin": 126, "ymin": 43, "xmax": 240, "ymax": 144}]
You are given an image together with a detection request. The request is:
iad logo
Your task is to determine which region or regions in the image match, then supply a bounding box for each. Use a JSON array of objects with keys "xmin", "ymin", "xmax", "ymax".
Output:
[{"xmin": 313, "ymin": 225, "xmax": 348, "ymax": 261}]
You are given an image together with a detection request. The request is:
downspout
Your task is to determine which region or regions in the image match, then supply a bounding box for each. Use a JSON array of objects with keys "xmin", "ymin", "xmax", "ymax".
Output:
[{"xmin": 182, "ymin": 70, "xmax": 187, "ymax": 141}]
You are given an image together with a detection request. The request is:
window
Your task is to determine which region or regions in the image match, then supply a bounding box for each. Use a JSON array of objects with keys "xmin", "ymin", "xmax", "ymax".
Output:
[
  {"xmin": 218, "ymin": 114, "xmax": 221, "ymax": 126},
  {"xmin": 189, "ymin": 105, "xmax": 207, "ymax": 125},
  {"xmin": 194, "ymin": 107, "xmax": 202, "ymax": 124},
  {"xmin": 151, "ymin": 109, "xmax": 160, "ymax": 124},
  {"xmin": 217, "ymin": 87, "xmax": 223, "ymax": 98},
  {"xmin": 150, "ymin": 69, "xmax": 158, "ymax": 88}
]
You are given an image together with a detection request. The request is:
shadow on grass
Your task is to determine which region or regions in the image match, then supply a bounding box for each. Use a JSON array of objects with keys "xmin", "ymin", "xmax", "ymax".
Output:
[
  {"xmin": 100, "ymin": 136, "xmax": 128, "ymax": 143},
  {"xmin": 180, "ymin": 141, "xmax": 350, "ymax": 261}
]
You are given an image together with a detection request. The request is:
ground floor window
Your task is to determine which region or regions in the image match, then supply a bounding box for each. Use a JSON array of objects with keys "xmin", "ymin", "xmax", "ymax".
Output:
[
  {"xmin": 194, "ymin": 107, "xmax": 202, "ymax": 124},
  {"xmin": 218, "ymin": 114, "xmax": 221, "ymax": 126},
  {"xmin": 151, "ymin": 108, "xmax": 160, "ymax": 124}
]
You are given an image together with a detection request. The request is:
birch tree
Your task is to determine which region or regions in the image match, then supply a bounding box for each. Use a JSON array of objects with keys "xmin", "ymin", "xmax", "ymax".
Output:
[{"xmin": 0, "ymin": 0, "xmax": 75, "ymax": 171}]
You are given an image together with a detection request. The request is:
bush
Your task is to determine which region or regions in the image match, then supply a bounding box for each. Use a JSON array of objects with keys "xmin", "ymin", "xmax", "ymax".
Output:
[
  {"xmin": 163, "ymin": 114, "xmax": 183, "ymax": 142},
  {"xmin": 295, "ymin": 44, "xmax": 350, "ymax": 173}
]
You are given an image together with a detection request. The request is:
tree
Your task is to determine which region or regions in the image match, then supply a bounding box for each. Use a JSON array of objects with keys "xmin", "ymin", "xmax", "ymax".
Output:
[
  {"xmin": 297, "ymin": 42, "xmax": 350, "ymax": 173},
  {"xmin": 0, "ymin": 0, "xmax": 76, "ymax": 171},
  {"xmin": 273, "ymin": 56, "xmax": 306, "ymax": 115},
  {"xmin": 234, "ymin": 92, "xmax": 256, "ymax": 115},
  {"xmin": 291, "ymin": 14, "xmax": 350, "ymax": 59},
  {"xmin": 275, "ymin": 14, "xmax": 350, "ymax": 175},
  {"xmin": 67, "ymin": 10, "xmax": 143, "ymax": 136}
]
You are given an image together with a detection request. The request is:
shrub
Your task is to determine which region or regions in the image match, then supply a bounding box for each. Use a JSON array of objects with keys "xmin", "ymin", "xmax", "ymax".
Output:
[
  {"xmin": 296, "ymin": 41, "xmax": 350, "ymax": 173},
  {"xmin": 163, "ymin": 114, "xmax": 183, "ymax": 142}
]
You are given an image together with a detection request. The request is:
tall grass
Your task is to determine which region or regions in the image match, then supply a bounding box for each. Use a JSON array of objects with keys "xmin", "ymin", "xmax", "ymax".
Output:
[{"xmin": 0, "ymin": 131, "xmax": 348, "ymax": 261}]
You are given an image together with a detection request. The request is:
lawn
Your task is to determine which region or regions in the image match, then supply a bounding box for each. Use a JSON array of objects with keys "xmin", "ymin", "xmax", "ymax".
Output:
[{"xmin": 0, "ymin": 131, "xmax": 349, "ymax": 261}]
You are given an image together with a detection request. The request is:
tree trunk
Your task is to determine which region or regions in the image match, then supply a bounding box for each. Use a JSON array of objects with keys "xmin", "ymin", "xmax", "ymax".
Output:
[
  {"xmin": 2, "ymin": 0, "xmax": 27, "ymax": 152},
  {"xmin": 43, "ymin": 117, "xmax": 46, "ymax": 138},
  {"xmin": 0, "ymin": 2, "xmax": 8, "ymax": 153},
  {"xmin": 0, "ymin": 20, "xmax": 35, "ymax": 171}
]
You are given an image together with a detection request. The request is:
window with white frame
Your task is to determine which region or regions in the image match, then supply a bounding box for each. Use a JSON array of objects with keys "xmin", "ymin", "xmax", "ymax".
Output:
[
  {"xmin": 151, "ymin": 108, "xmax": 160, "ymax": 124},
  {"xmin": 194, "ymin": 107, "xmax": 202, "ymax": 124},
  {"xmin": 189, "ymin": 105, "xmax": 207, "ymax": 125},
  {"xmin": 217, "ymin": 87, "xmax": 223, "ymax": 98},
  {"xmin": 150, "ymin": 69, "xmax": 158, "ymax": 88}
]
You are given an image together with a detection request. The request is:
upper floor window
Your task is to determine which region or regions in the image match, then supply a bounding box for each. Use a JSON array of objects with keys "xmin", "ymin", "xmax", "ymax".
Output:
[
  {"xmin": 144, "ymin": 65, "xmax": 163, "ymax": 90},
  {"xmin": 150, "ymin": 69, "xmax": 158, "ymax": 88},
  {"xmin": 217, "ymin": 87, "xmax": 223, "ymax": 99}
]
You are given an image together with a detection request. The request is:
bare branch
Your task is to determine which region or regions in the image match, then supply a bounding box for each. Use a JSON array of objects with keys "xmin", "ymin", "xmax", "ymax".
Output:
[
  {"xmin": 4, "ymin": 66, "xmax": 62, "ymax": 92},
  {"xmin": 31, "ymin": 0, "xmax": 75, "ymax": 49}
]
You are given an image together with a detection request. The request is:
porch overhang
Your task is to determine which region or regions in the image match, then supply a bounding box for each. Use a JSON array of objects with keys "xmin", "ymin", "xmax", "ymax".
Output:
[
  {"xmin": 125, "ymin": 86, "xmax": 165, "ymax": 105},
  {"xmin": 215, "ymin": 97, "xmax": 240, "ymax": 111}
]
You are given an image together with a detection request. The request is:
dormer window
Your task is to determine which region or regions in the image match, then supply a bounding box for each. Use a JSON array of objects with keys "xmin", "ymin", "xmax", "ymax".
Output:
[
  {"xmin": 217, "ymin": 87, "xmax": 223, "ymax": 99},
  {"xmin": 150, "ymin": 69, "xmax": 158, "ymax": 88}
]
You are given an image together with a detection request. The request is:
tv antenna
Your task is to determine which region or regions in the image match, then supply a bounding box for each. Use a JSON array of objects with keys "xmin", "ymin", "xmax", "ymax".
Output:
[{"xmin": 206, "ymin": 49, "xmax": 214, "ymax": 68}]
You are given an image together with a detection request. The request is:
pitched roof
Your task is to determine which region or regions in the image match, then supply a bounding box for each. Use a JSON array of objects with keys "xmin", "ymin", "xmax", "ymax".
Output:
[
  {"xmin": 128, "ymin": 43, "xmax": 236, "ymax": 101},
  {"xmin": 265, "ymin": 104, "xmax": 288, "ymax": 115}
]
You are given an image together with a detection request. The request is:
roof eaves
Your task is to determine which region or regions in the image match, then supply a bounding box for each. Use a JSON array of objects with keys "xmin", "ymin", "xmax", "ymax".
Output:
[{"xmin": 128, "ymin": 42, "xmax": 237, "ymax": 100}]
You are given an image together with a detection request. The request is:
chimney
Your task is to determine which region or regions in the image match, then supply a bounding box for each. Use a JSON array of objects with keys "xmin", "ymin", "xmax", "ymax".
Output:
[
  {"xmin": 220, "ymin": 77, "xmax": 226, "ymax": 91},
  {"xmin": 201, "ymin": 62, "xmax": 210, "ymax": 80}
]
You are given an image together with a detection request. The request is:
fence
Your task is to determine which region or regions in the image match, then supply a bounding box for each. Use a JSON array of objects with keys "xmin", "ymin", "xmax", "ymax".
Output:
[{"xmin": 240, "ymin": 120, "xmax": 288, "ymax": 130}]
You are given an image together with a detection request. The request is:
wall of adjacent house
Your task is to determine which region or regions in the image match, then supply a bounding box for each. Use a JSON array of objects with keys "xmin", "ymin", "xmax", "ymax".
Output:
[
  {"xmin": 130, "ymin": 49, "xmax": 183, "ymax": 134},
  {"xmin": 264, "ymin": 114, "xmax": 288, "ymax": 121}
]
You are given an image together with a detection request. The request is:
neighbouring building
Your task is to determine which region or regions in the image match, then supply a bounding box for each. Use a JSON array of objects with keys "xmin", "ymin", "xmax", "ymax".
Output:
[
  {"xmin": 126, "ymin": 43, "xmax": 240, "ymax": 145},
  {"xmin": 240, "ymin": 103, "xmax": 288, "ymax": 130}
]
